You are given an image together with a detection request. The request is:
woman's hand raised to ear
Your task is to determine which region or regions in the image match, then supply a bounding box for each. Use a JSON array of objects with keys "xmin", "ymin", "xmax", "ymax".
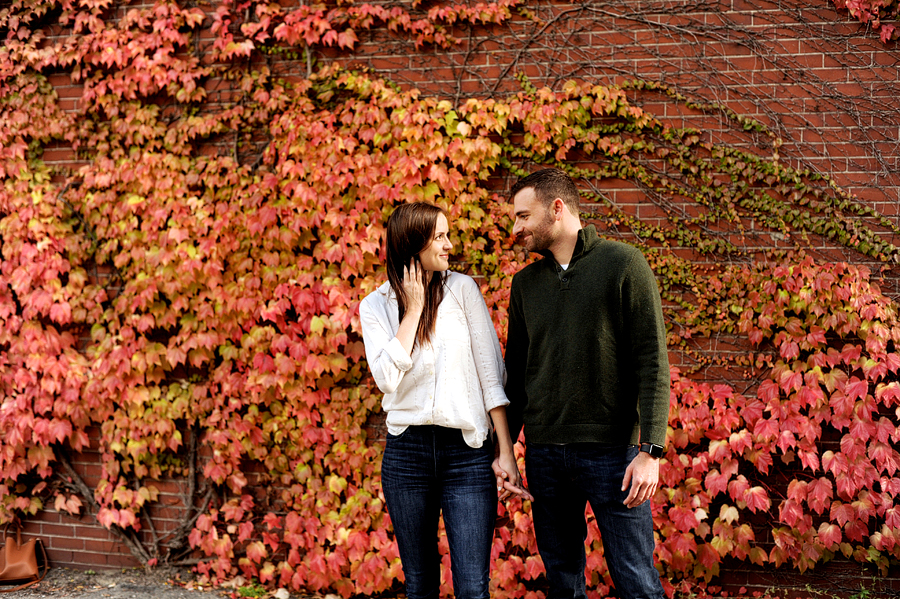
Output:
[
  {"xmin": 395, "ymin": 259, "xmax": 426, "ymax": 355},
  {"xmin": 402, "ymin": 259, "xmax": 426, "ymax": 315}
]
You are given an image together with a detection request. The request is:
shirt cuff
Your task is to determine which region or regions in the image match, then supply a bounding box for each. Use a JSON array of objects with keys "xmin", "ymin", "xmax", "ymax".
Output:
[
  {"xmin": 384, "ymin": 337, "xmax": 413, "ymax": 372},
  {"xmin": 482, "ymin": 387, "xmax": 510, "ymax": 412}
]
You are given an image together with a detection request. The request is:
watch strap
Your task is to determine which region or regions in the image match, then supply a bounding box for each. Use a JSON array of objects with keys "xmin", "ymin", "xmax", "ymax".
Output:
[{"xmin": 639, "ymin": 442, "xmax": 664, "ymax": 458}]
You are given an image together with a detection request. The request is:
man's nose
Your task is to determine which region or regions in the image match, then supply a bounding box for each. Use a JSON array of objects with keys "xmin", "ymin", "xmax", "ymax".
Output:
[{"xmin": 512, "ymin": 220, "xmax": 523, "ymax": 237}]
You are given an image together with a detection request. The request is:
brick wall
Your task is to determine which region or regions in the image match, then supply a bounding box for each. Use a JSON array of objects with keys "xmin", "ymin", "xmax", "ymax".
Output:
[
  {"xmin": 25, "ymin": 511, "xmax": 139, "ymax": 570},
  {"xmin": 15, "ymin": 0, "xmax": 900, "ymax": 594},
  {"xmin": 40, "ymin": 0, "xmax": 899, "ymax": 278},
  {"xmin": 23, "ymin": 427, "xmax": 193, "ymax": 570},
  {"xmin": 330, "ymin": 0, "xmax": 900, "ymax": 285}
]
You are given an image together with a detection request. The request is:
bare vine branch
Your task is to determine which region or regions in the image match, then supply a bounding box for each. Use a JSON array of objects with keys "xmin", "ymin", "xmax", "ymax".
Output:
[{"xmin": 56, "ymin": 450, "xmax": 151, "ymax": 564}]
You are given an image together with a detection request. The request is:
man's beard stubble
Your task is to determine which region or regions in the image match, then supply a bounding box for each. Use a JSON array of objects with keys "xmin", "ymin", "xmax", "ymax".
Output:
[{"xmin": 524, "ymin": 212, "xmax": 556, "ymax": 253}]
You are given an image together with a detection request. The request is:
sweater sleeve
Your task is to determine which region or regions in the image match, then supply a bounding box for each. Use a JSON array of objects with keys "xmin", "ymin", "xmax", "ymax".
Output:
[
  {"xmin": 458, "ymin": 277, "xmax": 509, "ymax": 412},
  {"xmin": 503, "ymin": 276, "xmax": 527, "ymax": 443},
  {"xmin": 622, "ymin": 251, "xmax": 671, "ymax": 447},
  {"xmin": 359, "ymin": 294, "xmax": 413, "ymax": 394}
]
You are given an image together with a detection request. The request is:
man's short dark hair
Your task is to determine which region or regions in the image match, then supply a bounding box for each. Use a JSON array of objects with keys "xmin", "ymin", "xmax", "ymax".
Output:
[{"xmin": 509, "ymin": 168, "xmax": 581, "ymax": 217}]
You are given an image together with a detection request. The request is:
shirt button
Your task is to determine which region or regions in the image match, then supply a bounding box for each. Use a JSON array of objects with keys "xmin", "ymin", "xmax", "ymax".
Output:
[{"xmin": 562, "ymin": 277, "xmax": 568, "ymax": 282}]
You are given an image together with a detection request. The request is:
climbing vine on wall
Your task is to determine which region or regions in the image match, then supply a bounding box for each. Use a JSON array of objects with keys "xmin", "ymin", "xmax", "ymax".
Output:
[
  {"xmin": 1, "ymin": 1, "xmax": 899, "ymax": 597},
  {"xmin": 829, "ymin": 0, "xmax": 899, "ymax": 41}
]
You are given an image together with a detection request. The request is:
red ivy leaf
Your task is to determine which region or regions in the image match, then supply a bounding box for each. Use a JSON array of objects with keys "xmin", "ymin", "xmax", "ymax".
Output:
[
  {"xmin": 757, "ymin": 379, "xmax": 779, "ymax": 402},
  {"xmin": 705, "ymin": 469, "xmax": 729, "ymax": 498},
  {"xmin": 727, "ymin": 475, "xmax": 750, "ymax": 501},
  {"xmin": 818, "ymin": 522, "xmax": 841, "ymax": 548},
  {"xmin": 831, "ymin": 501, "xmax": 854, "ymax": 526},
  {"xmin": 744, "ymin": 487, "xmax": 771, "ymax": 512},
  {"xmin": 669, "ymin": 505, "xmax": 700, "ymax": 532},
  {"xmin": 778, "ymin": 498, "xmax": 803, "ymax": 527},
  {"xmin": 245, "ymin": 541, "xmax": 267, "ymax": 563}
]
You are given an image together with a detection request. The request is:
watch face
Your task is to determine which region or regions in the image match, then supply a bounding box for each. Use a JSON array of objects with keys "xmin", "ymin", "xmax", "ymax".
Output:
[{"xmin": 642, "ymin": 443, "xmax": 663, "ymax": 458}]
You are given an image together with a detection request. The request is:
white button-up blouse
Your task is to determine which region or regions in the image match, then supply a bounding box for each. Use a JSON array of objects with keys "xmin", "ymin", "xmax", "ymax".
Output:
[{"xmin": 359, "ymin": 271, "xmax": 509, "ymax": 448}]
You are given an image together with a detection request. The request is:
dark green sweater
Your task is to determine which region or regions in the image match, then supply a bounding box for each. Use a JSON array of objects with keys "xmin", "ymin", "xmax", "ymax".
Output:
[{"xmin": 504, "ymin": 226, "xmax": 670, "ymax": 447}]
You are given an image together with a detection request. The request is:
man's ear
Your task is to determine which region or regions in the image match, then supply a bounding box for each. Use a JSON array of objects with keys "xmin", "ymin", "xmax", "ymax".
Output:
[{"xmin": 552, "ymin": 197, "xmax": 565, "ymax": 220}]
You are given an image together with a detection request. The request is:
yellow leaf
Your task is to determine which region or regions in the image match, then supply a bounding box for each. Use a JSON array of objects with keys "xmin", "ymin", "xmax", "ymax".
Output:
[{"xmin": 310, "ymin": 315, "xmax": 325, "ymax": 335}]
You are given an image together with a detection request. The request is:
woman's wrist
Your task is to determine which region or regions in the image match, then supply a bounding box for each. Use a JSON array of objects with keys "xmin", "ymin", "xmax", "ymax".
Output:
[
  {"xmin": 403, "ymin": 304, "xmax": 424, "ymax": 320},
  {"xmin": 498, "ymin": 443, "xmax": 515, "ymax": 459}
]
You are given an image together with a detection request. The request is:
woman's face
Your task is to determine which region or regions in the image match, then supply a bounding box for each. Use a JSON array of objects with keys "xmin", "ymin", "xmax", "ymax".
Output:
[{"xmin": 417, "ymin": 214, "xmax": 452, "ymax": 272}]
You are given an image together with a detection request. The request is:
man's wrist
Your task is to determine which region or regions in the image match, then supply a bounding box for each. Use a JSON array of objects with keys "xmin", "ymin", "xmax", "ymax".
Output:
[{"xmin": 639, "ymin": 443, "xmax": 664, "ymax": 459}]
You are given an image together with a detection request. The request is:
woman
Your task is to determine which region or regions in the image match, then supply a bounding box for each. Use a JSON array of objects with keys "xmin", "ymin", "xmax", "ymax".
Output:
[{"xmin": 359, "ymin": 202, "xmax": 529, "ymax": 599}]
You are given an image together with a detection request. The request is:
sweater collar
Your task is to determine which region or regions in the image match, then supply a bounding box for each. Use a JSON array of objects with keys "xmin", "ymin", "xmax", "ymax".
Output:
[{"xmin": 538, "ymin": 225, "xmax": 601, "ymax": 265}]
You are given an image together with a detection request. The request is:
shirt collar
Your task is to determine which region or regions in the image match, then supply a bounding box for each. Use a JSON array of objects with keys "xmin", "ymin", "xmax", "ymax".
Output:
[{"xmin": 537, "ymin": 225, "xmax": 601, "ymax": 265}]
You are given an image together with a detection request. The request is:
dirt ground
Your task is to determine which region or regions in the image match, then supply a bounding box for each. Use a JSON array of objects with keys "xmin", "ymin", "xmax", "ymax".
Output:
[{"xmin": 3, "ymin": 566, "xmax": 302, "ymax": 599}]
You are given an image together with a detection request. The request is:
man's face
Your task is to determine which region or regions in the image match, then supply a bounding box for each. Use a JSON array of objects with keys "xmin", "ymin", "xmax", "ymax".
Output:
[{"xmin": 512, "ymin": 187, "xmax": 556, "ymax": 253}]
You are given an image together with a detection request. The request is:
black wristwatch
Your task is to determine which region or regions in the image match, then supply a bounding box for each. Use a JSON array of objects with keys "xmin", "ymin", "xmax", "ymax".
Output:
[{"xmin": 639, "ymin": 443, "xmax": 664, "ymax": 458}]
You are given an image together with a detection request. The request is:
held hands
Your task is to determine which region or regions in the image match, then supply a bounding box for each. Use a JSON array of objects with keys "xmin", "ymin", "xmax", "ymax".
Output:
[
  {"xmin": 621, "ymin": 450, "xmax": 660, "ymax": 508},
  {"xmin": 402, "ymin": 259, "xmax": 426, "ymax": 315},
  {"xmin": 491, "ymin": 450, "xmax": 534, "ymax": 502}
]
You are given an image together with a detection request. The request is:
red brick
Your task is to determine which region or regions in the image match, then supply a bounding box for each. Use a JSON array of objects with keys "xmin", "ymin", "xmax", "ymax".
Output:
[
  {"xmin": 34, "ymin": 511, "xmax": 62, "ymax": 524},
  {"xmin": 152, "ymin": 479, "xmax": 185, "ymax": 495},
  {"xmin": 811, "ymin": 68, "xmax": 850, "ymax": 83},
  {"xmin": 40, "ymin": 523, "xmax": 78, "ymax": 537},
  {"xmin": 41, "ymin": 148, "xmax": 77, "ymax": 163},
  {"xmin": 872, "ymin": 50, "xmax": 900, "ymax": 66},
  {"xmin": 46, "ymin": 549, "xmax": 75, "ymax": 565},
  {"xmin": 58, "ymin": 98, "xmax": 81, "ymax": 112},
  {"xmin": 147, "ymin": 506, "xmax": 185, "ymax": 522},
  {"xmin": 367, "ymin": 56, "xmax": 409, "ymax": 71},
  {"xmin": 866, "ymin": 194, "xmax": 900, "ymax": 211},
  {"xmin": 71, "ymin": 551, "xmax": 108, "ymax": 566},
  {"xmin": 52, "ymin": 536, "xmax": 86, "ymax": 551},
  {"xmin": 75, "ymin": 526, "xmax": 117, "ymax": 540},
  {"xmin": 105, "ymin": 553, "xmax": 142, "ymax": 568}
]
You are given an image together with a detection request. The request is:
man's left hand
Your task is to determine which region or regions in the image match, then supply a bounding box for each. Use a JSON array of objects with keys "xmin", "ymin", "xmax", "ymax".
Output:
[{"xmin": 621, "ymin": 450, "xmax": 660, "ymax": 508}]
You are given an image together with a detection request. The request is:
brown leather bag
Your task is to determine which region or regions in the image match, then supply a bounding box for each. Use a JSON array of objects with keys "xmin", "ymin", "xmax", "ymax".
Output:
[{"xmin": 0, "ymin": 524, "xmax": 49, "ymax": 592}]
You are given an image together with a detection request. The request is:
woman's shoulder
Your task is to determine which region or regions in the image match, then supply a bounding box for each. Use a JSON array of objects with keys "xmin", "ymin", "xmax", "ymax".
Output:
[
  {"xmin": 444, "ymin": 271, "xmax": 481, "ymax": 296},
  {"xmin": 360, "ymin": 281, "xmax": 393, "ymax": 311},
  {"xmin": 444, "ymin": 272, "xmax": 485, "ymax": 309},
  {"xmin": 445, "ymin": 270, "xmax": 478, "ymax": 291}
]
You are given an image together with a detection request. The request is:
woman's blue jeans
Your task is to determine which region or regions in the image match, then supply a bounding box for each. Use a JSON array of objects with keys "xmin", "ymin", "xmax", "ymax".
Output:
[
  {"xmin": 525, "ymin": 443, "xmax": 665, "ymax": 599},
  {"xmin": 381, "ymin": 426, "xmax": 496, "ymax": 599}
]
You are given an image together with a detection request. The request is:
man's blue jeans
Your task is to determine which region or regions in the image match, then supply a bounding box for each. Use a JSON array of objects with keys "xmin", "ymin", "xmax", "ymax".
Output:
[
  {"xmin": 526, "ymin": 443, "xmax": 665, "ymax": 599},
  {"xmin": 381, "ymin": 426, "xmax": 496, "ymax": 599}
]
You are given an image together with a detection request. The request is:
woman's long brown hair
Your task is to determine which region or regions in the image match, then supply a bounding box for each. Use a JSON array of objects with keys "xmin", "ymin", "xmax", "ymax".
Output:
[{"xmin": 385, "ymin": 202, "xmax": 448, "ymax": 348}]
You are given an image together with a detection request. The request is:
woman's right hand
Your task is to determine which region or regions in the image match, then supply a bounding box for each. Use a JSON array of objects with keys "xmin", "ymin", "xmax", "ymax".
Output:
[
  {"xmin": 395, "ymin": 259, "xmax": 426, "ymax": 356},
  {"xmin": 403, "ymin": 259, "xmax": 426, "ymax": 315}
]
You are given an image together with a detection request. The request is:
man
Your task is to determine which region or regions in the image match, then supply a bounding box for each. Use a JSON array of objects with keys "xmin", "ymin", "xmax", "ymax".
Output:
[{"xmin": 499, "ymin": 168, "xmax": 670, "ymax": 599}]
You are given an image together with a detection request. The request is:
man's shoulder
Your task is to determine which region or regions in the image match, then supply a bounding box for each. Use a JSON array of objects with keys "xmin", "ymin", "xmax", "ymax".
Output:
[
  {"xmin": 511, "ymin": 257, "xmax": 552, "ymax": 283},
  {"xmin": 588, "ymin": 238, "xmax": 641, "ymax": 263}
]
